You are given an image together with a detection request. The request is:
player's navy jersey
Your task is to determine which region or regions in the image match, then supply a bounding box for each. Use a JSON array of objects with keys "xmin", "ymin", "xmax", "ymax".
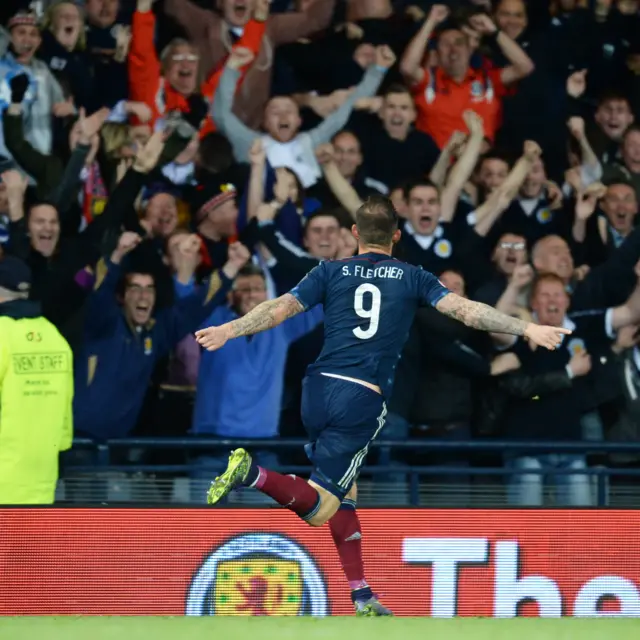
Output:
[{"xmin": 290, "ymin": 251, "xmax": 450, "ymax": 398}]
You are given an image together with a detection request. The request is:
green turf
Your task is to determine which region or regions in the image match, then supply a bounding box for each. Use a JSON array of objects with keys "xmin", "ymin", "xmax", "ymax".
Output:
[{"xmin": 0, "ymin": 617, "xmax": 639, "ymax": 640}]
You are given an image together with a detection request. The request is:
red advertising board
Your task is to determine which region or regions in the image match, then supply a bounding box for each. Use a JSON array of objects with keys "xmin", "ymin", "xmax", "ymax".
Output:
[{"xmin": 1, "ymin": 509, "xmax": 639, "ymax": 617}]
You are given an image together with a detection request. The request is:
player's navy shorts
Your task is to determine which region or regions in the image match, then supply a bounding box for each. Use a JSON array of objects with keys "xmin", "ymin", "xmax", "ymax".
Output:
[{"xmin": 301, "ymin": 373, "xmax": 387, "ymax": 500}]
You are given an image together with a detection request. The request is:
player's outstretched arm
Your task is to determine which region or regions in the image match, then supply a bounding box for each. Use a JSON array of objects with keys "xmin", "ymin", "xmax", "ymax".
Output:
[
  {"xmin": 195, "ymin": 293, "xmax": 304, "ymax": 351},
  {"xmin": 435, "ymin": 293, "xmax": 572, "ymax": 351}
]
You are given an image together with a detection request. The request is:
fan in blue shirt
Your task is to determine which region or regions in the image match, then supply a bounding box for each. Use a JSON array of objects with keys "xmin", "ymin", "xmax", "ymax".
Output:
[{"xmin": 195, "ymin": 195, "xmax": 569, "ymax": 616}]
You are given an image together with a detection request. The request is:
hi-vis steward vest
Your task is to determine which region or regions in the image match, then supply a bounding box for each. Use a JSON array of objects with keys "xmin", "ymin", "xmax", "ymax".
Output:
[{"xmin": 0, "ymin": 315, "xmax": 73, "ymax": 504}]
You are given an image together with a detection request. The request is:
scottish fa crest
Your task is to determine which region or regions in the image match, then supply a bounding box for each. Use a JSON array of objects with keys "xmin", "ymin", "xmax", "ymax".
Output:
[{"xmin": 186, "ymin": 533, "xmax": 329, "ymax": 616}]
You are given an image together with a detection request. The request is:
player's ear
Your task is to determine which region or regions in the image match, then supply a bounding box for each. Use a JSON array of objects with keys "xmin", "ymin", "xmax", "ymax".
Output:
[
  {"xmin": 351, "ymin": 224, "xmax": 360, "ymax": 240},
  {"xmin": 392, "ymin": 228, "xmax": 401, "ymax": 244}
]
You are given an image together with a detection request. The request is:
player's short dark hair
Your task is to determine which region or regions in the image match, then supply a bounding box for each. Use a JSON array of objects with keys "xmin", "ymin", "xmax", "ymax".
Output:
[{"xmin": 355, "ymin": 195, "xmax": 398, "ymax": 246}]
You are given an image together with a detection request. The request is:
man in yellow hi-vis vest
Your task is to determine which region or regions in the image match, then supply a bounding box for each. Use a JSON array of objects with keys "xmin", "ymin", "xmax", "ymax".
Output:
[{"xmin": 0, "ymin": 255, "xmax": 73, "ymax": 504}]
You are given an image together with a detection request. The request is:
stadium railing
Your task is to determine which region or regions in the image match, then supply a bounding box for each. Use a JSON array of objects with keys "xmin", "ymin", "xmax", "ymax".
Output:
[{"xmin": 62, "ymin": 438, "xmax": 640, "ymax": 507}]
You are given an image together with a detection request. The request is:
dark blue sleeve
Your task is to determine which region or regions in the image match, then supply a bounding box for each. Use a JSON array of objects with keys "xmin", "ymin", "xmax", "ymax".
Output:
[
  {"xmin": 289, "ymin": 263, "xmax": 327, "ymax": 310},
  {"xmin": 415, "ymin": 267, "xmax": 450, "ymax": 307},
  {"xmin": 83, "ymin": 259, "xmax": 123, "ymax": 338}
]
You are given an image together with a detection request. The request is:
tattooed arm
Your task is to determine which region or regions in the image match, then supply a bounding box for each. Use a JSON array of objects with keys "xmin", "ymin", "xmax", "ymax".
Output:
[
  {"xmin": 229, "ymin": 294, "xmax": 304, "ymax": 337},
  {"xmin": 195, "ymin": 294, "xmax": 304, "ymax": 351},
  {"xmin": 435, "ymin": 293, "xmax": 572, "ymax": 350}
]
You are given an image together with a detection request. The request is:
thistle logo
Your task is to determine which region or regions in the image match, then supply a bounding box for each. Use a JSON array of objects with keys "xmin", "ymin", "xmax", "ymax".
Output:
[{"xmin": 185, "ymin": 533, "xmax": 329, "ymax": 616}]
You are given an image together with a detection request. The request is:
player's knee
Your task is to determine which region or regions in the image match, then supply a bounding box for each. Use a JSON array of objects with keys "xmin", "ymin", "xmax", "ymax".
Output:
[{"xmin": 345, "ymin": 483, "xmax": 357, "ymax": 502}]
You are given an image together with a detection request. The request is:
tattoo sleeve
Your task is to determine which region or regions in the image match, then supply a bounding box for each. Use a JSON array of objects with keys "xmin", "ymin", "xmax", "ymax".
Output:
[
  {"xmin": 229, "ymin": 293, "xmax": 305, "ymax": 338},
  {"xmin": 436, "ymin": 292, "xmax": 529, "ymax": 336}
]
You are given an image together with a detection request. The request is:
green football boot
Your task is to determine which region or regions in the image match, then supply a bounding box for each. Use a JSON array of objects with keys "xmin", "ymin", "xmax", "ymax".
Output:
[{"xmin": 206, "ymin": 448, "xmax": 252, "ymax": 505}]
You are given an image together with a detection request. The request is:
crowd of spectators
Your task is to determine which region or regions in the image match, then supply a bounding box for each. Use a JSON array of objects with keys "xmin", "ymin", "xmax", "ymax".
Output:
[{"xmin": 2, "ymin": 0, "xmax": 640, "ymax": 506}]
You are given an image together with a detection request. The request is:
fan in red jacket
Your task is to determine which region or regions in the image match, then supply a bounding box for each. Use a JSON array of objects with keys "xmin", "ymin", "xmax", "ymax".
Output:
[{"xmin": 127, "ymin": 0, "xmax": 267, "ymax": 134}]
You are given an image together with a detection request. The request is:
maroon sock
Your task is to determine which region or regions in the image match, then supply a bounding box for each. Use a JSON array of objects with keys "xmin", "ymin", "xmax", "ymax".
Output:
[
  {"xmin": 329, "ymin": 502, "xmax": 368, "ymax": 591},
  {"xmin": 253, "ymin": 467, "xmax": 320, "ymax": 521}
]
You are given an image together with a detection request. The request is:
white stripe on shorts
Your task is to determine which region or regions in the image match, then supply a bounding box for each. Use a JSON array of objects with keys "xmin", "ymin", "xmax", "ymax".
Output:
[{"xmin": 338, "ymin": 401, "xmax": 388, "ymax": 490}]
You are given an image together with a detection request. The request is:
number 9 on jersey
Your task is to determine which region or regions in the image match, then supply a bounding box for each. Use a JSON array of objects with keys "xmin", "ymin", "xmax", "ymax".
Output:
[{"xmin": 353, "ymin": 283, "xmax": 381, "ymax": 339}]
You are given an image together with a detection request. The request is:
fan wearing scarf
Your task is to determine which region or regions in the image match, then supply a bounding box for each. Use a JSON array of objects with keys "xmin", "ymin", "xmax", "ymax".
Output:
[{"xmin": 0, "ymin": 10, "xmax": 73, "ymax": 166}]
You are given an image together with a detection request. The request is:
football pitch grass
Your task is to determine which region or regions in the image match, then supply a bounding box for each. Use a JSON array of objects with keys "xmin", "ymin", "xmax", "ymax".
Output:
[{"xmin": 1, "ymin": 617, "xmax": 639, "ymax": 640}]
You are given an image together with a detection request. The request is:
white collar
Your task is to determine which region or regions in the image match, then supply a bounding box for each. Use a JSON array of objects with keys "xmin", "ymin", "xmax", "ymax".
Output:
[
  {"xmin": 404, "ymin": 221, "xmax": 443, "ymax": 239},
  {"xmin": 404, "ymin": 221, "xmax": 443, "ymax": 251},
  {"xmin": 518, "ymin": 195, "xmax": 544, "ymax": 216}
]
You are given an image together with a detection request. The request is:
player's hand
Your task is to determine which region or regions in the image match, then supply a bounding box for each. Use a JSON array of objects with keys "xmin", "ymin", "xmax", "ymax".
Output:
[
  {"xmin": 195, "ymin": 324, "xmax": 232, "ymax": 351},
  {"xmin": 569, "ymin": 351, "xmax": 592, "ymax": 377},
  {"xmin": 566, "ymin": 69, "xmax": 587, "ymax": 99},
  {"xmin": 523, "ymin": 140, "xmax": 542, "ymax": 162},
  {"xmin": 428, "ymin": 4, "xmax": 450, "ymax": 24},
  {"xmin": 468, "ymin": 13, "xmax": 498, "ymax": 35},
  {"xmin": 227, "ymin": 47, "xmax": 255, "ymax": 70},
  {"xmin": 374, "ymin": 45, "xmax": 396, "ymax": 69},
  {"xmin": 524, "ymin": 323, "xmax": 572, "ymax": 350},
  {"xmin": 510, "ymin": 264, "xmax": 534, "ymax": 289}
]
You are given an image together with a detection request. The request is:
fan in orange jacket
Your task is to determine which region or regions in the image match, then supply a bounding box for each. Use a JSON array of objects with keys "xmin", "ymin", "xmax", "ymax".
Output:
[{"xmin": 127, "ymin": 0, "xmax": 267, "ymax": 133}]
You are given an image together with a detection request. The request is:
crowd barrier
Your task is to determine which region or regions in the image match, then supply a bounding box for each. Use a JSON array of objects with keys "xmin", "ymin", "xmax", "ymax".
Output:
[
  {"xmin": 1, "ymin": 508, "xmax": 639, "ymax": 616},
  {"xmin": 66, "ymin": 438, "xmax": 640, "ymax": 506}
]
